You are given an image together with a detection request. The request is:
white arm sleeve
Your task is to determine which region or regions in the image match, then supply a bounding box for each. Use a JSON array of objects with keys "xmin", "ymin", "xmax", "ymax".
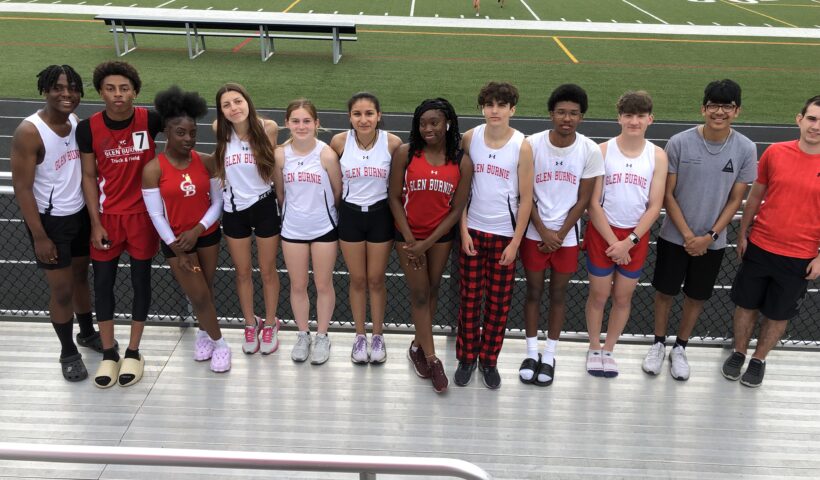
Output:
[
  {"xmin": 142, "ymin": 188, "xmax": 176, "ymax": 245},
  {"xmin": 198, "ymin": 177, "xmax": 224, "ymax": 230}
]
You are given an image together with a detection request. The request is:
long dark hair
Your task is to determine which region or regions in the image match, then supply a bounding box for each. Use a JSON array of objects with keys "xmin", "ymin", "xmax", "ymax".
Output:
[
  {"xmin": 408, "ymin": 98, "xmax": 462, "ymax": 164},
  {"xmin": 214, "ymin": 83, "xmax": 276, "ymax": 182}
]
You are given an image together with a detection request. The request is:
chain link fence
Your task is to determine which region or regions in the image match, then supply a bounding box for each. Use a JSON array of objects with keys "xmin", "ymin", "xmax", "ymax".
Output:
[{"xmin": 1, "ymin": 191, "xmax": 818, "ymax": 345}]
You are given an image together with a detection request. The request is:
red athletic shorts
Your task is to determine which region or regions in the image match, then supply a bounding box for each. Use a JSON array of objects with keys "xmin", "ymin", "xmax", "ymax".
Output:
[
  {"xmin": 520, "ymin": 238, "xmax": 579, "ymax": 274},
  {"xmin": 91, "ymin": 212, "xmax": 159, "ymax": 261},
  {"xmin": 583, "ymin": 223, "xmax": 649, "ymax": 279}
]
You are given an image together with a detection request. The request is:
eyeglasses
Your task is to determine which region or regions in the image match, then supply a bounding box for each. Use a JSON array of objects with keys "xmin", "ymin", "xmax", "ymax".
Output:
[
  {"xmin": 552, "ymin": 110, "xmax": 582, "ymax": 118},
  {"xmin": 705, "ymin": 103, "xmax": 737, "ymax": 113}
]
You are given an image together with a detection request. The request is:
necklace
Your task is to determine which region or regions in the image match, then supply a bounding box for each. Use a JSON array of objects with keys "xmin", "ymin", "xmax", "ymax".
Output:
[
  {"xmin": 354, "ymin": 130, "xmax": 377, "ymax": 151},
  {"xmin": 700, "ymin": 126, "xmax": 733, "ymax": 156}
]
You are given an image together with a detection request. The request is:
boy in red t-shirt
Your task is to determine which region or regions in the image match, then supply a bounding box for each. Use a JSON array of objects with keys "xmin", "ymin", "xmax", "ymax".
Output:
[{"xmin": 722, "ymin": 95, "xmax": 820, "ymax": 388}]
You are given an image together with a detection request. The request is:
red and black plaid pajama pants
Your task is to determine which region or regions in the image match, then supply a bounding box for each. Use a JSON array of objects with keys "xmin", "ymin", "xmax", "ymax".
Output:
[{"xmin": 456, "ymin": 228, "xmax": 516, "ymax": 368}]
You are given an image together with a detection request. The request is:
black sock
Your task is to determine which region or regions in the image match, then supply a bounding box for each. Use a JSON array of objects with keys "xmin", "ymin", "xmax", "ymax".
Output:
[
  {"xmin": 76, "ymin": 312, "xmax": 95, "ymax": 337},
  {"xmin": 103, "ymin": 347, "xmax": 120, "ymax": 362},
  {"xmin": 125, "ymin": 348, "xmax": 140, "ymax": 360},
  {"xmin": 675, "ymin": 337, "xmax": 688, "ymax": 349},
  {"xmin": 654, "ymin": 335, "xmax": 666, "ymax": 345},
  {"xmin": 52, "ymin": 321, "xmax": 79, "ymax": 358}
]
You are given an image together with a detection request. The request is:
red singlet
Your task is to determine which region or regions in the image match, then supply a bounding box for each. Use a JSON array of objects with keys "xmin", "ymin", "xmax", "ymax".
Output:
[
  {"xmin": 400, "ymin": 151, "xmax": 461, "ymax": 240},
  {"xmin": 158, "ymin": 151, "xmax": 219, "ymax": 237}
]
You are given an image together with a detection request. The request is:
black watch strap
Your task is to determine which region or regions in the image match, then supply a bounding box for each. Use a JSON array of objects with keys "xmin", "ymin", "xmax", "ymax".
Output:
[{"xmin": 708, "ymin": 230, "xmax": 719, "ymax": 241}]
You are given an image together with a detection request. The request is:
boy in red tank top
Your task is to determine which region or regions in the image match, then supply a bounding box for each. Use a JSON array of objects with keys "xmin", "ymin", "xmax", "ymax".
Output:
[{"xmin": 78, "ymin": 61, "xmax": 161, "ymax": 388}]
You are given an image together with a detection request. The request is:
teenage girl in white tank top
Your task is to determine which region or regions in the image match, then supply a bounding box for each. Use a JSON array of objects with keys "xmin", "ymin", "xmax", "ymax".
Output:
[
  {"xmin": 213, "ymin": 83, "xmax": 282, "ymax": 354},
  {"xmin": 329, "ymin": 93, "xmax": 402, "ymax": 364},
  {"xmin": 584, "ymin": 91, "xmax": 668, "ymax": 377},
  {"xmin": 274, "ymin": 99, "xmax": 342, "ymax": 365}
]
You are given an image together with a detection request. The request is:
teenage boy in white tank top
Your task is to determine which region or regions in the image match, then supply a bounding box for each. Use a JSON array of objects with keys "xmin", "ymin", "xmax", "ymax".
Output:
[
  {"xmin": 584, "ymin": 91, "xmax": 667, "ymax": 378},
  {"xmin": 11, "ymin": 65, "xmax": 97, "ymax": 381},
  {"xmin": 518, "ymin": 84, "xmax": 604, "ymax": 387},
  {"xmin": 456, "ymin": 82, "xmax": 534, "ymax": 389}
]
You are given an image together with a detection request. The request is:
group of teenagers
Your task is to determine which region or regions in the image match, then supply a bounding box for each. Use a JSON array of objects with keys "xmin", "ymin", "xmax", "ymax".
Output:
[{"xmin": 11, "ymin": 60, "xmax": 820, "ymax": 393}]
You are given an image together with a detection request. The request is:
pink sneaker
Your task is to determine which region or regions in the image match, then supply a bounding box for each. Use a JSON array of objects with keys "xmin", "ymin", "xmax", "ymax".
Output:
[
  {"xmin": 210, "ymin": 343, "xmax": 231, "ymax": 373},
  {"xmin": 242, "ymin": 316, "xmax": 262, "ymax": 354},
  {"xmin": 259, "ymin": 317, "xmax": 281, "ymax": 355},
  {"xmin": 193, "ymin": 333, "xmax": 215, "ymax": 361}
]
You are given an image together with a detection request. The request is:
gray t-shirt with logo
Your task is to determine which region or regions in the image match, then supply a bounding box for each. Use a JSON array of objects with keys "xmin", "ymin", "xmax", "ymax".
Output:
[{"xmin": 659, "ymin": 126, "xmax": 757, "ymax": 250}]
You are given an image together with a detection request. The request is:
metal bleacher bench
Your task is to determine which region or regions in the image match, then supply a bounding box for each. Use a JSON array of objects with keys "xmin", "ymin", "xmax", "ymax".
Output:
[{"xmin": 96, "ymin": 12, "xmax": 357, "ymax": 64}]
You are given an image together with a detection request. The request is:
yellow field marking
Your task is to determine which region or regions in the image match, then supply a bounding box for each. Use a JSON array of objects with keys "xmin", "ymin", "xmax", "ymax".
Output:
[
  {"xmin": 719, "ymin": 0, "xmax": 799, "ymax": 28},
  {"xmin": 552, "ymin": 36, "xmax": 579, "ymax": 64},
  {"xmin": 283, "ymin": 0, "xmax": 302, "ymax": 13},
  {"xmin": 0, "ymin": 15, "xmax": 96, "ymax": 23},
  {"xmin": 360, "ymin": 29, "xmax": 820, "ymax": 47}
]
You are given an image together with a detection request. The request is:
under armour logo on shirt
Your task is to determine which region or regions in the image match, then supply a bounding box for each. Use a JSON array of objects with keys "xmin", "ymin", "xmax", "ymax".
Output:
[
  {"xmin": 488, "ymin": 154, "xmax": 496, "ymax": 159},
  {"xmin": 722, "ymin": 159, "xmax": 734, "ymax": 173},
  {"xmin": 362, "ymin": 155, "xmax": 369, "ymax": 160},
  {"xmin": 241, "ymin": 145, "xmax": 250, "ymax": 152},
  {"xmin": 297, "ymin": 161, "xmax": 304, "ymax": 166},
  {"xmin": 625, "ymin": 163, "xmax": 633, "ymax": 168},
  {"xmin": 64, "ymin": 140, "xmax": 70, "ymax": 147},
  {"xmin": 555, "ymin": 161, "xmax": 564, "ymax": 166},
  {"xmin": 431, "ymin": 170, "xmax": 438, "ymax": 175}
]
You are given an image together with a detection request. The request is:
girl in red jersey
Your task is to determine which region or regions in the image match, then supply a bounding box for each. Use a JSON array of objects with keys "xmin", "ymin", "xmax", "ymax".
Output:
[
  {"xmin": 388, "ymin": 98, "xmax": 473, "ymax": 393},
  {"xmin": 142, "ymin": 86, "xmax": 231, "ymax": 373},
  {"xmin": 213, "ymin": 84, "xmax": 282, "ymax": 356},
  {"xmin": 330, "ymin": 93, "xmax": 402, "ymax": 364}
]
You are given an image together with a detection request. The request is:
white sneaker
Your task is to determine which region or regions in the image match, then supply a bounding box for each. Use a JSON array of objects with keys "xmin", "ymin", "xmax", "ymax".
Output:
[
  {"xmin": 351, "ymin": 334, "xmax": 369, "ymax": 364},
  {"xmin": 369, "ymin": 335, "xmax": 386, "ymax": 364},
  {"xmin": 642, "ymin": 342, "xmax": 666, "ymax": 375},
  {"xmin": 669, "ymin": 345, "xmax": 690, "ymax": 381},
  {"xmin": 291, "ymin": 331, "xmax": 312, "ymax": 362},
  {"xmin": 241, "ymin": 316, "xmax": 262, "ymax": 354},
  {"xmin": 311, "ymin": 333, "xmax": 331, "ymax": 365}
]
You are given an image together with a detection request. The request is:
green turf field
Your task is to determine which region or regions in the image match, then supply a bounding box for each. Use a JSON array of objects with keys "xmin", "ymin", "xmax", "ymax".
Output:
[{"xmin": 1, "ymin": 0, "xmax": 818, "ymax": 122}]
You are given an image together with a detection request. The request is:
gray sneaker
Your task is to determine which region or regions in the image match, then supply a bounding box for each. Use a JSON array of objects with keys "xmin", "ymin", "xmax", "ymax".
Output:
[
  {"xmin": 722, "ymin": 351, "xmax": 746, "ymax": 381},
  {"xmin": 641, "ymin": 342, "xmax": 666, "ymax": 375},
  {"xmin": 291, "ymin": 331, "xmax": 312, "ymax": 362},
  {"xmin": 311, "ymin": 333, "xmax": 331, "ymax": 365},
  {"xmin": 669, "ymin": 345, "xmax": 690, "ymax": 381}
]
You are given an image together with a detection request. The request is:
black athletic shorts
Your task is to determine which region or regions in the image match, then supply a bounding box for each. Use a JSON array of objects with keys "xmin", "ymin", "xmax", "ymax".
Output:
[
  {"xmin": 26, "ymin": 209, "xmax": 90, "ymax": 270},
  {"xmin": 730, "ymin": 241, "xmax": 812, "ymax": 321},
  {"xmin": 394, "ymin": 226, "xmax": 456, "ymax": 244},
  {"xmin": 337, "ymin": 199, "xmax": 393, "ymax": 243},
  {"xmin": 281, "ymin": 228, "xmax": 339, "ymax": 244},
  {"xmin": 222, "ymin": 192, "xmax": 281, "ymax": 239},
  {"xmin": 652, "ymin": 237, "xmax": 726, "ymax": 301},
  {"xmin": 161, "ymin": 228, "xmax": 222, "ymax": 258}
]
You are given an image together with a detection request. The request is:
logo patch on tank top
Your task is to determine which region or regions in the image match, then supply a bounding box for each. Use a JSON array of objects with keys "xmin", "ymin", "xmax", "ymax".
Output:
[
  {"xmin": 180, "ymin": 173, "xmax": 196, "ymax": 197},
  {"xmin": 722, "ymin": 159, "xmax": 734, "ymax": 173}
]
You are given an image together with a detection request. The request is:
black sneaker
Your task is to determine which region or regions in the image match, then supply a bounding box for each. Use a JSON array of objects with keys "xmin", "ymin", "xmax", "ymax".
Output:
[
  {"xmin": 481, "ymin": 364, "xmax": 501, "ymax": 390},
  {"xmin": 740, "ymin": 358, "xmax": 766, "ymax": 388},
  {"xmin": 721, "ymin": 351, "xmax": 746, "ymax": 381},
  {"xmin": 454, "ymin": 361, "xmax": 477, "ymax": 386}
]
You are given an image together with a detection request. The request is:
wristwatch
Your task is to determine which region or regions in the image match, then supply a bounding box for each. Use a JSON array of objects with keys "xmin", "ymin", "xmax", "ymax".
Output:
[
  {"xmin": 628, "ymin": 232, "xmax": 640, "ymax": 245},
  {"xmin": 707, "ymin": 230, "xmax": 719, "ymax": 242}
]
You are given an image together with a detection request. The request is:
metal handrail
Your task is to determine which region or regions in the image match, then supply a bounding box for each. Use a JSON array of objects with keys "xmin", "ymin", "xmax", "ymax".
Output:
[{"xmin": 0, "ymin": 443, "xmax": 493, "ymax": 480}]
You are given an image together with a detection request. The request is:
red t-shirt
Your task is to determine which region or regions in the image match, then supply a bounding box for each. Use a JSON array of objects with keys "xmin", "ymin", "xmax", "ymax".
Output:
[
  {"xmin": 89, "ymin": 107, "xmax": 156, "ymax": 214},
  {"xmin": 400, "ymin": 152, "xmax": 461, "ymax": 240},
  {"xmin": 158, "ymin": 151, "xmax": 219, "ymax": 237},
  {"xmin": 749, "ymin": 140, "xmax": 820, "ymax": 259}
]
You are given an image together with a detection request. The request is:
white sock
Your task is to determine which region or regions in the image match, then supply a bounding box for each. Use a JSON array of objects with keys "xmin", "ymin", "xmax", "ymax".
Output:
[
  {"xmin": 525, "ymin": 336, "xmax": 538, "ymax": 360},
  {"xmin": 196, "ymin": 329, "xmax": 209, "ymax": 340},
  {"xmin": 213, "ymin": 337, "xmax": 227, "ymax": 349},
  {"xmin": 542, "ymin": 338, "xmax": 558, "ymax": 366}
]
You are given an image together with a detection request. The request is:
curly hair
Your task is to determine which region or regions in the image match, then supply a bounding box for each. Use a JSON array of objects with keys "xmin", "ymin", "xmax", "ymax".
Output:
[
  {"xmin": 408, "ymin": 98, "xmax": 462, "ymax": 165},
  {"xmin": 213, "ymin": 83, "xmax": 276, "ymax": 182},
  {"xmin": 548, "ymin": 83, "xmax": 588, "ymax": 114},
  {"xmin": 153, "ymin": 85, "xmax": 208, "ymax": 128},
  {"xmin": 92, "ymin": 61, "xmax": 142, "ymax": 94},
  {"xmin": 617, "ymin": 91, "xmax": 653, "ymax": 115},
  {"xmin": 36, "ymin": 64, "xmax": 83, "ymax": 97}
]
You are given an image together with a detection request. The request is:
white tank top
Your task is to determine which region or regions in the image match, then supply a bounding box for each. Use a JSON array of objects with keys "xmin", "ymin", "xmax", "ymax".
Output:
[
  {"xmin": 525, "ymin": 130, "xmax": 603, "ymax": 246},
  {"xmin": 281, "ymin": 140, "xmax": 338, "ymax": 240},
  {"xmin": 25, "ymin": 112, "xmax": 84, "ymax": 216},
  {"xmin": 601, "ymin": 138, "xmax": 656, "ymax": 228},
  {"xmin": 466, "ymin": 124, "xmax": 524, "ymax": 237},
  {"xmin": 340, "ymin": 130, "xmax": 391, "ymax": 206},
  {"xmin": 222, "ymin": 130, "xmax": 274, "ymax": 212}
]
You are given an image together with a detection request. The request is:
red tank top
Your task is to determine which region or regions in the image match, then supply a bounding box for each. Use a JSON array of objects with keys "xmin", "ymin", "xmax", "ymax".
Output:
[
  {"xmin": 400, "ymin": 151, "xmax": 461, "ymax": 240},
  {"xmin": 90, "ymin": 107, "xmax": 156, "ymax": 214},
  {"xmin": 158, "ymin": 151, "xmax": 219, "ymax": 237}
]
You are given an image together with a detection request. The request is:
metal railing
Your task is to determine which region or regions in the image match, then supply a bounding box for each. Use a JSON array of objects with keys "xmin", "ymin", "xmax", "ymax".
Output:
[{"xmin": 0, "ymin": 443, "xmax": 493, "ymax": 480}]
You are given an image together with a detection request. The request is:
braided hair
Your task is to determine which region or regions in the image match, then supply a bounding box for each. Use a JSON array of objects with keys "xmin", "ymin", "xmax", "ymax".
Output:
[
  {"xmin": 153, "ymin": 85, "xmax": 208, "ymax": 128},
  {"xmin": 36, "ymin": 65, "xmax": 83, "ymax": 97},
  {"xmin": 408, "ymin": 98, "xmax": 462, "ymax": 165}
]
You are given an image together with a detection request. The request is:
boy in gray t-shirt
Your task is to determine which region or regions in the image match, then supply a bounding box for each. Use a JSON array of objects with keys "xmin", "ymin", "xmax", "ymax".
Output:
[{"xmin": 643, "ymin": 79, "xmax": 757, "ymax": 381}]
